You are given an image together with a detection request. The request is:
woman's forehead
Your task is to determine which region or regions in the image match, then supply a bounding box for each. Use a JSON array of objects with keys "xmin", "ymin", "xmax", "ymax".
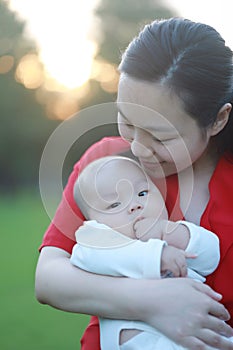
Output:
[
  {"xmin": 117, "ymin": 104, "xmax": 179, "ymax": 138},
  {"xmin": 117, "ymin": 75, "xmax": 192, "ymax": 131}
]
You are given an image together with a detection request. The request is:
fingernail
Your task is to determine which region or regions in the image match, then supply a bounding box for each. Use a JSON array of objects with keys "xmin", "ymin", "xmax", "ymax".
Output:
[{"xmin": 215, "ymin": 292, "xmax": 222, "ymax": 300}]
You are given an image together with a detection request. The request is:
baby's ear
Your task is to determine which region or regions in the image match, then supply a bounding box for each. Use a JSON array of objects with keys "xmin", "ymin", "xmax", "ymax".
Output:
[{"xmin": 210, "ymin": 103, "xmax": 232, "ymax": 136}]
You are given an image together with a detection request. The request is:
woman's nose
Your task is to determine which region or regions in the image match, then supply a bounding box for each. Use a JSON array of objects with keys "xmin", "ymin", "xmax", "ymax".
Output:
[{"xmin": 131, "ymin": 139, "xmax": 153, "ymax": 158}]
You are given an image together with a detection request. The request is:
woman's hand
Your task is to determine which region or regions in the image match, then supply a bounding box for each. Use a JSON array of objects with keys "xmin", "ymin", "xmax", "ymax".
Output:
[
  {"xmin": 36, "ymin": 247, "xmax": 233, "ymax": 350},
  {"xmin": 142, "ymin": 278, "xmax": 233, "ymax": 350}
]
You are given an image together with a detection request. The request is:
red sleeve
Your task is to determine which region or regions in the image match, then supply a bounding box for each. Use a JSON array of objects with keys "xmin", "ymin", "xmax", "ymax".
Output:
[
  {"xmin": 39, "ymin": 136, "xmax": 130, "ymax": 350},
  {"xmin": 203, "ymin": 154, "xmax": 233, "ymax": 327},
  {"xmin": 39, "ymin": 136, "xmax": 130, "ymax": 253},
  {"xmin": 39, "ymin": 158, "xmax": 84, "ymax": 254},
  {"xmin": 80, "ymin": 316, "xmax": 101, "ymax": 350}
]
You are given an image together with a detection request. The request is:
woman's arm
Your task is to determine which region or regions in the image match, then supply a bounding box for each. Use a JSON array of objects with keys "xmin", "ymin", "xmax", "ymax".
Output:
[{"xmin": 35, "ymin": 246, "xmax": 233, "ymax": 350}]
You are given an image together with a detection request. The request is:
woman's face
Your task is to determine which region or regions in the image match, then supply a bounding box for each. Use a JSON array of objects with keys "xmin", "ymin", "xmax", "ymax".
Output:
[{"xmin": 117, "ymin": 74, "xmax": 213, "ymax": 178}]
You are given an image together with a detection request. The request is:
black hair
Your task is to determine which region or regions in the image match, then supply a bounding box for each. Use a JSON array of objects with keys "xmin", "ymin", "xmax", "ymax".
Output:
[{"xmin": 119, "ymin": 17, "xmax": 233, "ymax": 154}]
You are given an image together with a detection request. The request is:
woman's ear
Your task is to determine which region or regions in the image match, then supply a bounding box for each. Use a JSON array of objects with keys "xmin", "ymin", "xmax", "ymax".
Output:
[{"xmin": 210, "ymin": 103, "xmax": 232, "ymax": 136}]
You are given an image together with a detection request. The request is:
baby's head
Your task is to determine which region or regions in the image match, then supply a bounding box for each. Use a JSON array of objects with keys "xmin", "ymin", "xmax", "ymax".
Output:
[{"xmin": 74, "ymin": 156, "xmax": 168, "ymax": 237}]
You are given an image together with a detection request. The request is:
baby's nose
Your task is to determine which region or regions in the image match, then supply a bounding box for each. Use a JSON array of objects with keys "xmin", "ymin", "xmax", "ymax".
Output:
[{"xmin": 129, "ymin": 204, "xmax": 142, "ymax": 213}]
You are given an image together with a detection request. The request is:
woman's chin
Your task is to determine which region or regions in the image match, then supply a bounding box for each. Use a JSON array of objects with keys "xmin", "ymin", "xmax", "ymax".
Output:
[{"xmin": 141, "ymin": 161, "xmax": 176, "ymax": 178}]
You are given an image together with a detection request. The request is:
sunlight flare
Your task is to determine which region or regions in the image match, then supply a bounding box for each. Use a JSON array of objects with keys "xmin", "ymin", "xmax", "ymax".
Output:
[{"xmin": 9, "ymin": 0, "xmax": 99, "ymax": 90}]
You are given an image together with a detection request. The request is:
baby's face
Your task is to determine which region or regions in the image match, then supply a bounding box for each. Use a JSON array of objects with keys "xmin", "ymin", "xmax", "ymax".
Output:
[{"xmin": 85, "ymin": 159, "xmax": 168, "ymax": 238}]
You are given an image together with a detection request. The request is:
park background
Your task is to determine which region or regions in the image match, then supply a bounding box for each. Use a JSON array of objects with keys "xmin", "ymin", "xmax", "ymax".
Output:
[{"xmin": 1, "ymin": 0, "xmax": 232, "ymax": 349}]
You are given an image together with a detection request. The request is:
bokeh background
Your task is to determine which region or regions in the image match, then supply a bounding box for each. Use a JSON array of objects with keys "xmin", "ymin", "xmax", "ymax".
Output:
[{"xmin": 1, "ymin": 0, "xmax": 232, "ymax": 348}]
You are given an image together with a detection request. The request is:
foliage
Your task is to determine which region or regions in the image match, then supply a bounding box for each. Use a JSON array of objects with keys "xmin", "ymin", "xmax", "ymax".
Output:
[
  {"xmin": 83, "ymin": 0, "xmax": 176, "ymax": 111},
  {"xmin": 55, "ymin": 1, "xmax": 176, "ymax": 181},
  {"xmin": 95, "ymin": 0, "xmax": 176, "ymax": 64},
  {"xmin": 0, "ymin": 0, "xmax": 30, "ymax": 56},
  {"xmin": 0, "ymin": 0, "xmax": 176, "ymax": 191},
  {"xmin": 0, "ymin": 1, "xmax": 58, "ymax": 192}
]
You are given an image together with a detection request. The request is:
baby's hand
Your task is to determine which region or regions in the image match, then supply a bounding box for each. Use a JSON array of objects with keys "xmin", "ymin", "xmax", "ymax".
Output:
[
  {"xmin": 134, "ymin": 218, "xmax": 165, "ymax": 241},
  {"xmin": 161, "ymin": 246, "xmax": 196, "ymax": 277}
]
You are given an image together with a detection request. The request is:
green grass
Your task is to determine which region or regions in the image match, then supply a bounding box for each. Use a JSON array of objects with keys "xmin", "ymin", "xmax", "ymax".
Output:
[{"xmin": 0, "ymin": 192, "xmax": 90, "ymax": 350}]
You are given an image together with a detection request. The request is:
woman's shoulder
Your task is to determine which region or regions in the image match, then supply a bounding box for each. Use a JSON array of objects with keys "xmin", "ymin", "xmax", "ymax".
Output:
[
  {"xmin": 208, "ymin": 152, "xmax": 233, "ymax": 222},
  {"xmin": 213, "ymin": 152, "xmax": 233, "ymax": 182},
  {"xmin": 222, "ymin": 152, "xmax": 233, "ymax": 167},
  {"xmin": 40, "ymin": 137, "xmax": 130, "ymax": 253}
]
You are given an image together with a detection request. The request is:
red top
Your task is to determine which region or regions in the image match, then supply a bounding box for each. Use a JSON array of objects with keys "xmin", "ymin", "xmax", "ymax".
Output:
[{"xmin": 40, "ymin": 136, "xmax": 233, "ymax": 349}]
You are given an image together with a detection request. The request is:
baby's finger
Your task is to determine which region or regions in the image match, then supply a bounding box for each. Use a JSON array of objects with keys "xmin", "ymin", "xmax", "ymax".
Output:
[
  {"xmin": 177, "ymin": 260, "xmax": 188, "ymax": 277},
  {"xmin": 167, "ymin": 262, "xmax": 181, "ymax": 277},
  {"xmin": 170, "ymin": 258, "xmax": 186, "ymax": 277},
  {"xmin": 185, "ymin": 252, "xmax": 198, "ymax": 259},
  {"xmin": 174, "ymin": 254, "xmax": 188, "ymax": 277}
]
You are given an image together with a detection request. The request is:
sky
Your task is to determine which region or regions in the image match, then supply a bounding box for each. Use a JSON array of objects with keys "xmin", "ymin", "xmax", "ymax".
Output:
[
  {"xmin": 164, "ymin": 0, "xmax": 233, "ymax": 49},
  {"xmin": 8, "ymin": 0, "xmax": 233, "ymax": 90},
  {"xmin": 8, "ymin": 0, "xmax": 100, "ymax": 89}
]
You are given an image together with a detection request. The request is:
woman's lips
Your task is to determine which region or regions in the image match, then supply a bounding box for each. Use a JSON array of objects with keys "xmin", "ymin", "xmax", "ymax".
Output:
[{"xmin": 140, "ymin": 160, "xmax": 165, "ymax": 168}]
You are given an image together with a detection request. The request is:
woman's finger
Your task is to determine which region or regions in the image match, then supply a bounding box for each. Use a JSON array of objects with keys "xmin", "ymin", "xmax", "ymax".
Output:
[
  {"xmin": 192, "ymin": 281, "xmax": 224, "ymax": 302},
  {"xmin": 195, "ymin": 328, "xmax": 233, "ymax": 349},
  {"xmin": 203, "ymin": 316, "xmax": 233, "ymax": 338},
  {"xmin": 191, "ymin": 281, "xmax": 231, "ymax": 321},
  {"xmin": 180, "ymin": 335, "xmax": 221, "ymax": 350},
  {"xmin": 208, "ymin": 301, "xmax": 231, "ymax": 322}
]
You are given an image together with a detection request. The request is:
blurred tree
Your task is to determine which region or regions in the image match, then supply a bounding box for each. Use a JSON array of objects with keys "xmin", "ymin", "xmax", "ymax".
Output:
[
  {"xmin": 95, "ymin": 0, "xmax": 175, "ymax": 64},
  {"xmin": 69, "ymin": 0, "xmax": 176, "ymax": 167},
  {"xmin": 0, "ymin": 0, "xmax": 58, "ymax": 193},
  {"xmin": 82, "ymin": 0, "xmax": 176, "ymax": 106},
  {"xmin": 0, "ymin": 0, "xmax": 176, "ymax": 192},
  {"xmin": 64, "ymin": 0, "xmax": 176, "ymax": 176}
]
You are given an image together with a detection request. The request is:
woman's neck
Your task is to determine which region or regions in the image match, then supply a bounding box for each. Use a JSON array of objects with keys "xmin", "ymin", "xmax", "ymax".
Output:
[
  {"xmin": 178, "ymin": 148, "xmax": 219, "ymax": 224},
  {"xmin": 193, "ymin": 146, "xmax": 219, "ymax": 179}
]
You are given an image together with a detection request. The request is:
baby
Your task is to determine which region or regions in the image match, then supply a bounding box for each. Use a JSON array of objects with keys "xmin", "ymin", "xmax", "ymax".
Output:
[{"xmin": 70, "ymin": 156, "xmax": 221, "ymax": 350}]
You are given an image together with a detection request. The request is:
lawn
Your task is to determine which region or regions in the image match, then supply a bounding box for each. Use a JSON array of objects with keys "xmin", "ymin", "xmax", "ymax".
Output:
[{"xmin": 0, "ymin": 192, "xmax": 90, "ymax": 350}]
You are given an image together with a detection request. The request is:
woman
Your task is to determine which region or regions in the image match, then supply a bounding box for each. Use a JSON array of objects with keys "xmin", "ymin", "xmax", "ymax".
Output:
[{"xmin": 35, "ymin": 18, "xmax": 233, "ymax": 350}]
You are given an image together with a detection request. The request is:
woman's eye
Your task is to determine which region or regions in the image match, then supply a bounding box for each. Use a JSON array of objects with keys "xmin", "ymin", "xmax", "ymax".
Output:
[
  {"xmin": 138, "ymin": 190, "xmax": 148, "ymax": 197},
  {"xmin": 122, "ymin": 123, "xmax": 134, "ymax": 130},
  {"xmin": 109, "ymin": 202, "xmax": 121, "ymax": 209},
  {"xmin": 153, "ymin": 136, "xmax": 175, "ymax": 145},
  {"xmin": 152, "ymin": 136, "xmax": 164, "ymax": 144},
  {"xmin": 126, "ymin": 123, "xmax": 134, "ymax": 128}
]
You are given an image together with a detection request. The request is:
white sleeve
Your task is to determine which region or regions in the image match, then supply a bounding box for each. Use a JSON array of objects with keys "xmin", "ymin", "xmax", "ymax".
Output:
[
  {"xmin": 178, "ymin": 221, "xmax": 220, "ymax": 276},
  {"xmin": 70, "ymin": 221, "xmax": 166, "ymax": 279}
]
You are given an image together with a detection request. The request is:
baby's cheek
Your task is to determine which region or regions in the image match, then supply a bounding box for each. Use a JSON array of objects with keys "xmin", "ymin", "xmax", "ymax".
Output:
[{"xmin": 148, "ymin": 197, "xmax": 166, "ymax": 220}]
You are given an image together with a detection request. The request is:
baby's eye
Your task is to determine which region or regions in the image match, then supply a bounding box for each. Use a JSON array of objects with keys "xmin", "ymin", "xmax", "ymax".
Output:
[
  {"xmin": 109, "ymin": 202, "xmax": 121, "ymax": 209},
  {"xmin": 138, "ymin": 190, "xmax": 148, "ymax": 197}
]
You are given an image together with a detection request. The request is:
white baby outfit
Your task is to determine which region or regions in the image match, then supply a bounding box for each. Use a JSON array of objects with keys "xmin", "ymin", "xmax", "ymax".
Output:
[{"xmin": 70, "ymin": 220, "xmax": 227, "ymax": 350}]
